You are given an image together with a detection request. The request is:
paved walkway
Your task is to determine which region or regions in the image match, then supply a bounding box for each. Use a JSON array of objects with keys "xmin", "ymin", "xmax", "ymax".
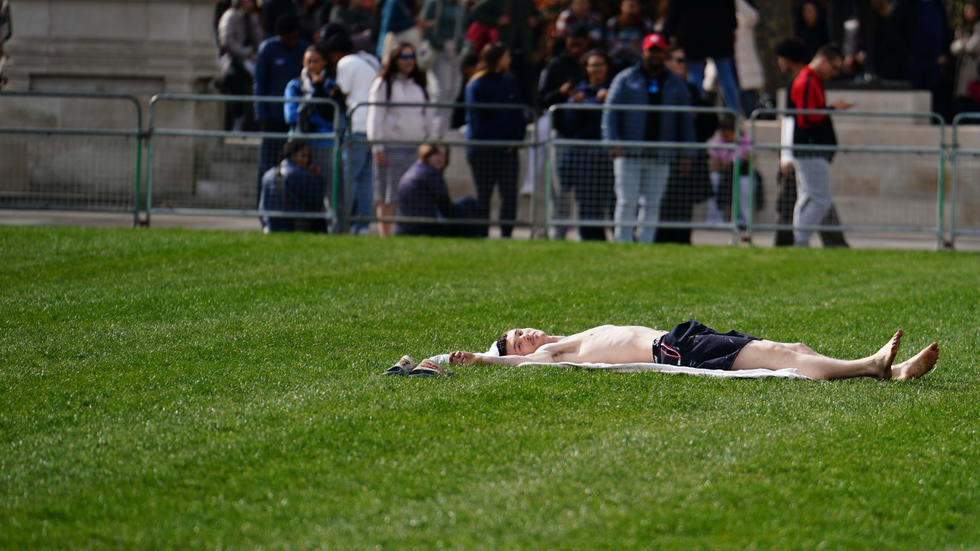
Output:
[{"xmin": 2, "ymin": 209, "xmax": 978, "ymax": 251}]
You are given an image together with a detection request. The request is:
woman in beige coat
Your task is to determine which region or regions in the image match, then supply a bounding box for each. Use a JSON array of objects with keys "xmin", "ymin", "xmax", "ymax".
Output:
[
  {"xmin": 952, "ymin": 2, "xmax": 980, "ymax": 116},
  {"xmin": 734, "ymin": 0, "xmax": 764, "ymax": 116}
]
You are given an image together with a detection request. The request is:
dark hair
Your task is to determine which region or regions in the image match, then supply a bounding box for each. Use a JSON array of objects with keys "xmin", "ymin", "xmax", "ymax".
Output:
[
  {"xmin": 718, "ymin": 114, "xmax": 736, "ymax": 132},
  {"xmin": 815, "ymin": 42, "xmax": 843, "ymax": 62},
  {"xmin": 275, "ymin": 13, "xmax": 300, "ymax": 36},
  {"xmin": 461, "ymin": 54, "xmax": 480, "ymax": 69},
  {"xmin": 962, "ymin": 1, "xmax": 980, "ymax": 31},
  {"xmin": 281, "ymin": 139, "xmax": 311, "ymax": 162},
  {"xmin": 471, "ymin": 42, "xmax": 509, "ymax": 82},
  {"xmin": 417, "ymin": 143, "xmax": 450, "ymax": 168},
  {"xmin": 566, "ymin": 23, "xmax": 591, "ymax": 41},
  {"xmin": 496, "ymin": 332, "xmax": 509, "ymax": 356},
  {"xmin": 376, "ymin": 42, "xmax": 429, "ymax": 102},
  {"xmin": 320, "ymin": 22, "xmax": 350, "ymax": 43},
  {"xmin": 305, "ymin": 44, "xmax": 324, "ymax": 58},
  {"xmin": 322, "ymin": 32, "xmax": 354, "ymax": 55},
  {"xmin": 581, "ymin": 49, "xmax": 611, "ymax": 73},
  {"xmin": 773, "ymin": 37, "xmax": 810, "ymax": 64}
]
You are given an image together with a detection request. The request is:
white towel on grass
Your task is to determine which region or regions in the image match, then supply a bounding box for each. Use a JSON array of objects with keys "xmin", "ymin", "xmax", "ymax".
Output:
[{"xmin": 425, "ymin": 354, "xmax": 810, "ymax": 380}]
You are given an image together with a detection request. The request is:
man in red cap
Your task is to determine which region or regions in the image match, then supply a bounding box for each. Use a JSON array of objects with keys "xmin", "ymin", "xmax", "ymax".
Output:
[{"xmin": 601, "ymin": 32, "xmax": 696, "ymax": 243}]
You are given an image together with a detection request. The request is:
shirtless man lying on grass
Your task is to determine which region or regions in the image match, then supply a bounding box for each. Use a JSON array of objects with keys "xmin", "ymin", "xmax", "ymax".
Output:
[{"xmin": 448, "ymin": 320, "xmax": 939, "ymax": 380}]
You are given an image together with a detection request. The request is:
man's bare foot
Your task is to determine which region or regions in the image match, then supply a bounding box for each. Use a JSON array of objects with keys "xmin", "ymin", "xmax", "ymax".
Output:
[
  {"xmin": 869, "ymin": 330, "xmax": 903, "ymax": 380},
  {"xmin": 891, "ymin": 343, "xmax": 939, "ymax": 380}
]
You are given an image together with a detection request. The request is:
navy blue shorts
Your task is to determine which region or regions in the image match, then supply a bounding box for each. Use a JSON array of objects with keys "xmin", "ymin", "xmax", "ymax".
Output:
[{"xmin": 653, "ymin": 320, "xmax": 761, "ymax": 371}]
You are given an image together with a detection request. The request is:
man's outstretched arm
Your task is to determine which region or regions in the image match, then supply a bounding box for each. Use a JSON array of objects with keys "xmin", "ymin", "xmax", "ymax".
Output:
[{"xmin": 449, "ymin": 348, "xmax": 560, "ymax": 366}]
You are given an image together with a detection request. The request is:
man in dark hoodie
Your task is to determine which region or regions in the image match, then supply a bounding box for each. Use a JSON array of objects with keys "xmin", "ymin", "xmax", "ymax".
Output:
[{"xmin": 538, "ymin": 25, "xmax": 591, "ymax": 118}]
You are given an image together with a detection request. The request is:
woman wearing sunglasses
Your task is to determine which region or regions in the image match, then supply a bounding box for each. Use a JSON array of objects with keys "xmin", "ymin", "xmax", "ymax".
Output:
[{"xmin": 367, "ymin": 42, "xmax": 435, "ymax": 236}]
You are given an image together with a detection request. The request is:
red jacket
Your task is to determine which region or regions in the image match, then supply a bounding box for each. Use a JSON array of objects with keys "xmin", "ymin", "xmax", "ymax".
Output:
[
  {"xmin": 788, "ymin": 65, "xmax": 837, "ymax": 159},
  {"xmin": 790, "ymin": 65, "xmax": 828, "ymax": 129}
]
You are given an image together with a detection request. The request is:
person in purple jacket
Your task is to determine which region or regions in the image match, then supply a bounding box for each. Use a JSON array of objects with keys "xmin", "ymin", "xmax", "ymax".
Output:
[{"xmin": 395, "ymin": 144, "xmax": 478, "ymax": 237}]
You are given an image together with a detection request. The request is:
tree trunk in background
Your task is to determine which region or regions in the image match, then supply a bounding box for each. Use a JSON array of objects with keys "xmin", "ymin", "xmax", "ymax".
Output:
[{"xmin": 753, "ymin": 0, "xmax": 796, "ymax": 96}]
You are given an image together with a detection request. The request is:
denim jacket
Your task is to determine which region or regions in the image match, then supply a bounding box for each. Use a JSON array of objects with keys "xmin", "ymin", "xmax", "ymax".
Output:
[{"xmin": 601, "ymin": 62, "xmax": 696, "ymax": 158}]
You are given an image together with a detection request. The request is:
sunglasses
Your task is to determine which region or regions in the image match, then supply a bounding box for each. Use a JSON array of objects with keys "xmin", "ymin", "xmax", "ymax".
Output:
[
  {"xmin": 399, "ymin": 54, "xmax": 416, "ymax": 60},
  {"xmin": 672, "ymin": 58, "xmax": 686, "ymax": 64}
]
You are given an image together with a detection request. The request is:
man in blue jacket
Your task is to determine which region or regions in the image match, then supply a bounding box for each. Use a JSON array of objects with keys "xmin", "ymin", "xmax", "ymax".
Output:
[
  {"xmin": 254, "ymin": 14, "xmax": 309, "ymax": 202},
  {"xmin": 601, "ymin": 33, "xmax": 696, "ymax": 243}
]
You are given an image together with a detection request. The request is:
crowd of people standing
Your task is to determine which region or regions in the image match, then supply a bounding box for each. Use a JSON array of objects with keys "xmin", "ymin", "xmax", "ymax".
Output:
[{"xmin": 214, "ymin": 0, "xmax": 977, "ymax": 245}]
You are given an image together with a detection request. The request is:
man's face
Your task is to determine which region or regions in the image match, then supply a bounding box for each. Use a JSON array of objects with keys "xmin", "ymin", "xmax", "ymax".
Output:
[
  {"xmin": 776, "ymin": 55, "xmax": 794, "ymax": 75},
  {"xmin": 570, "ymin": 0, "xmax": 590, "ymax": 16},
  {"xmin": 566, "ymin": 36, "xmax": 589, "ymax": 61},
  {"xmin": 815, "ymin": 55, "xmax": 842, "ymax": 80},
  {"xmin": 304, "ymin": 50, "xmax": 327, "ymax": 75},
  {"xmin": 621, "ymin": 0, "xmax": 639, "ymax": 15},
  {"xmin": 643, "ymin": 47, "xmax": 666, "ymax": 75},
  {"xmin": 666, "ymin": 49, "xmax": 686, "ymax": 79},
  {"xmin": 505, "ymin": 328, "xmax": 548, "ymax": 356},
  {"xmin": 281, "ymin": 31, "xmax": 300, "ymax": 49}
]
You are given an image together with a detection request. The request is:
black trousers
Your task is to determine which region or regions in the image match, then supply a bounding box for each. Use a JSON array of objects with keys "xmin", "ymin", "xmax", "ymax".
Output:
[
  {"xmin": 558, "ymin": 148, "xmax": 614, "ymax": 241},
  {"xmin": 468, "ymin": 148, "xmax": 519, "ymax": 238}
]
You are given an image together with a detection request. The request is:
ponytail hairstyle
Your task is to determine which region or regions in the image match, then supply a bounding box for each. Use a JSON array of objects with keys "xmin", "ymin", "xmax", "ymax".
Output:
[{"xmin": 469, "ymin": 42, "xmax": 510, "ymax": 84}]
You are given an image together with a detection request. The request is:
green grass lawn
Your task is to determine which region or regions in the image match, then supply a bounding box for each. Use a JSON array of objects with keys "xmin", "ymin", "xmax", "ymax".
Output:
[{"xmin": 1, "ymin": 227, "xmax": 978, "ymax": 550}]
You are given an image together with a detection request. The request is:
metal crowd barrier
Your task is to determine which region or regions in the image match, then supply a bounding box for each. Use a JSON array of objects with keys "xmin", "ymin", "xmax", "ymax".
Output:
[
  {"xmin": 146, "ymin": 94, "xmax": 343, "ymax": 230},
  {"xmin": 345, "ymin": 102, "xmax": 539, "ymax": 238},
  {"xmin": 547, "ymin": 104, "xmax": 743, "ymax": 244},
  {"xmin": 748, "ymin": 109, "xmax": 946, "ymax": 249},
  {"xmin": 950, "ymin": 113, "xmax": 980, "ymax": 248},
  {"xmin": 0, "ymin": 91, "xmax": 143, "ymax": 226}
]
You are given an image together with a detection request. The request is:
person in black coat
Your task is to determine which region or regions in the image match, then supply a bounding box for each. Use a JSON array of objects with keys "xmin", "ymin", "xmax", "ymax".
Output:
[
  {"xmin": 558, "ymin": 50, "xmax": 614, "ymax": 241},
  {"xmin": 537, "ymin": 25, "xmax": 591, "ymax": 114},
  {"xmin": 663, "ymin": 0, "xmax": 741, "ymax": 114},
  {"xmin": 880, "ymin": 0, "xmax": 952, "ymax": 89},
  {"xmin": 655, "ymin": 46, "xmax": 718, "ymax": 245}
]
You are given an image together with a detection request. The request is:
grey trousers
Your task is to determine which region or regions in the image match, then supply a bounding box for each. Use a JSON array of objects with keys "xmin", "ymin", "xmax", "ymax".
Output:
[{"xmin": 792, "ymin": 157, "xmax": 834, "ymax": 247}]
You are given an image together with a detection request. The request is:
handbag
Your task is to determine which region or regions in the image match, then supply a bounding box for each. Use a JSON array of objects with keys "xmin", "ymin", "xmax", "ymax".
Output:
[
  {"xmin": 417, "ymin": 0, "xmax": 443, "ymax": 71},
  {"xmin": 465, "ymin": 21, "xmax": 498, "ymax": 56}
]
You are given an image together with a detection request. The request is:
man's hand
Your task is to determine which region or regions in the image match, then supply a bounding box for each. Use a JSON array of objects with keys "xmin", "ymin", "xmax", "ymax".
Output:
[
  {"xmin": 780, "ymin": 161, "xmax": 794, "ymax": 175},
  {"xmin": 311, "ymin": 71, "xmax": 326, "ymax": 84},
  {"xmin": 609, "ymin": 147, "xmax": 623, "ymax": 159},
  {"xmin": 831, "ymin": 99, "xmax": 854, "ymax": 110},
  {"xmin": 309, "ymin": 162, "xmax": 322, "ymax": 176},
  {"xmin": 559, "ymin": 81, "xmax": 574, "ymax": 96},
  {"xmin": 417, "ymin": 15, "xmax": 435, "ymax": 30},
  {"xmin": 449, "ymin": 351, "xmax": 479, "ymax": 365},
  {"xmin": 596, "ymin": 89, "xmax": 608, "ymax": 103},
  {"xmin": 571, "ymin": 90, "xmax": 585, "ymax": 103}
]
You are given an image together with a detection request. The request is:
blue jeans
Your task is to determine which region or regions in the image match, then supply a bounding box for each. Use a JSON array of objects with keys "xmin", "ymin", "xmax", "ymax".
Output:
[
  {"xmin": 687, "ymin": 56, "xmax": 742, "ymax": 115},
  {"xmin": 613, "ymin": 156, "xmax": 670, "ymax": 243},
  {"xmin": 345, "ymin": 133, "xmax": 373, "ymax": 234}
]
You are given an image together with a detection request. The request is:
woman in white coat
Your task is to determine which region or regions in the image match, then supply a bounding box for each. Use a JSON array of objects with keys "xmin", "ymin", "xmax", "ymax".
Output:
[
  {"xmin": 367, "ymin": 42, "xmax": 435, "ymax": 236},
  {"xmin": 734, "ymin": 0, "xmax": 765, "ymax": 116}
]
